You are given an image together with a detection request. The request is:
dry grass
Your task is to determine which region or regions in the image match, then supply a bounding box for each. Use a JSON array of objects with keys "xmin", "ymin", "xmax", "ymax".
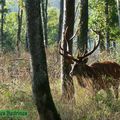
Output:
[
  {"xmin": 0, "ymin": 49, "xmax": 120, "ymax": 120},
  {"xmin": 0, "ymin": 52, "xmax": 38, "ymax": 120}
]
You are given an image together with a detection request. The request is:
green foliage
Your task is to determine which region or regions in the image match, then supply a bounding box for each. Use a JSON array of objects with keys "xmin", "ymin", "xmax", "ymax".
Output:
[
  {"xmin": 0, "ymin": 0, "xmax": 26, "ymax": 52},
  {"xmin": 110, "ymin": 26, "xmax": 120, "ymax": 41},
  {"xmin": 47, "ymin": 7, "xmax": 59, "ymax": 45},
  {"xmin": 3, "ymin": 12, "xmax": 18, "ymax": 51},
  {"xmin": 89, "ymin": 0, "xmax": 120, "ymax": 42},
  {"xmin": 3, "ymin": 11, "xmax": 26, "ymax": 52},
  {"xmin": 89, "ymin": 0, "xmax": 106, "ymax": 30}
]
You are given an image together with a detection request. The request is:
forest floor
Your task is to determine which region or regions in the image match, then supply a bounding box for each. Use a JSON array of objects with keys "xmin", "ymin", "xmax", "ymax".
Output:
[{"xmin": 0, "ymin": 49, "xmax": 120, "ymax": 120}]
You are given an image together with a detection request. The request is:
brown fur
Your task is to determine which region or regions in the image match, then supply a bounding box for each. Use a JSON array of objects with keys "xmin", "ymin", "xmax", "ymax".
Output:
[{"xmin": 71, "ymin": 61, "xmax": 120, "ymax": 98}]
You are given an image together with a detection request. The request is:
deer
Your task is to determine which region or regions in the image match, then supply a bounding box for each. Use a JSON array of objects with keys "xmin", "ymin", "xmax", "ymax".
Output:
[{"xmin": 59, "ymin": 31, "xmax": 120, "ymax": 99}]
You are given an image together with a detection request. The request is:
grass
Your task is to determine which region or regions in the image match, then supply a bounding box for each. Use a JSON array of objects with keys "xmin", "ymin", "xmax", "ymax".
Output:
[{"xmin": 0, "ymin": 50, "xmax": 120, "ymax": 120}]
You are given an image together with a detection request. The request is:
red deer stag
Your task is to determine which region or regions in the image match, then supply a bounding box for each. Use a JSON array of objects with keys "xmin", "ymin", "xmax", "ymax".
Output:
[{"xmin": 59, "ymin": 36, "xmax": 120, "ymax": 99}]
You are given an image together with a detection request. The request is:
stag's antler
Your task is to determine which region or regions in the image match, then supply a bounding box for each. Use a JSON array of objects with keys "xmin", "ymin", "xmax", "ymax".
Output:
[
  {"xmin": 59, "ymin": 26, "xmax": 100, "ymax": 63},
  {"xmin": 59, "ymin": 27, "xmax": 79, "ymax": 63},
  {"xmin": 80, "ymin": 38, "xmax": 100, "ymax": 59}
]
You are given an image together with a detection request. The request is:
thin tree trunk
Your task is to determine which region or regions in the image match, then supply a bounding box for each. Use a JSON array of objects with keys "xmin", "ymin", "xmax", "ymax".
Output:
[
  {"xmin": 100, "ymin": 39, "xmax": 105, "ymax": 52},
  {"xmin": 17, "ymin": 7, "xmax": 23, "ymax": 57},
  {"xmin": 61, "ymin": 0, "xmax": 75, "ymax": 101},
  {"xmin": 58, "ymin": 0, "xmax": 64, "ymax": 43},
  {"xmin": 0, "ymin": 0, "xmax": 5, "ymax": 51},
  {"xmin": 77, "ymin": 0, "xmax": 88, "ymax": 53},
  {"xmin": 25, "ymin": 31, "xmax": 29, "ymax": 51},
  {"xmin": 92, "ymin": 30, "xmax": 105, "ymax": 52},
  {"xmin": 25, "ymin": 0, "xmax": 61, "ymax": 119},
  {"xmin": 112, "ymin": 41, "xmax": 117, "ymax": 56},
  {"xmin": 105, "ymin": 0, "xmax": 110, "ymax": 52},
  {"xmin": 113, "ymin": 41, "xmax": 116, "ymax": 48},
  {"xmin": 116, "ymin": 0, "xmax": 120, "ymax": 27},
  {"xmin": 41, "ymin": 0, "xmax": 48, "ymax": 48},
  {"xmin": 56, "ymin": 0, "xmax": 64, "ymax": 63},
  {"xmin": 45, "ymin": 0, "xmax": 48, "ymax": 47}
]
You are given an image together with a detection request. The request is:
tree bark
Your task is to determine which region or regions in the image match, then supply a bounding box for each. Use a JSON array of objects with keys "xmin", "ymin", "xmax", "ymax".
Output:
[
  {"xmin": 77, "ymin": 0, "xmax": 88, "ymax": 53},
  {"xmin": 25, "ymin": 31, "xmax": 29, "ymax": 51},
  {"xmin": 0, "ymin": 0, "xmax": 5, "ymax": 51},
  {"xmin": 92, "ymin": 29, "xmax": 105, "ymax": 52},
  {"xmin": 25, "ymin": 0, "xmax": 61, "ymax": 119},
  {"xmin": 61, "ymin": 0, "xmax": 75, "ymax": 101},
  {"xmin": 17, "ymin": 7, "xmax": 23, "ymax": 57},
  {"xmin": 58, "ymin": 0, "xmax": 64, "ymax": 43},
  {"xmin": 41, "ymin": 0, "xmax": 48, "ymax": 48},
  {"xmin": 105, "ymin": 0, "xmax": 110, "ymax": 52},
  {"xmin": 100, "ymin": 39, "xmax": 105, "ymax": 52},
  {"xmin": 116, "ymin": 0, "xmax": 120, "ymax": 27}
]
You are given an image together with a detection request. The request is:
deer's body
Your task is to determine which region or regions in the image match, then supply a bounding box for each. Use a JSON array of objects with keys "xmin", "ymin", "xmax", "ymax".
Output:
[
  {"xmin": 78, "ymin": 61, "xmax": 120, "ymax": 79},
  {"xmin": 91, "ymin": 61, "xmax": 120, "ymax": 79},
  {"xmin": 72, "ymin": 61, "xmax": 120, "ymax": 98}
]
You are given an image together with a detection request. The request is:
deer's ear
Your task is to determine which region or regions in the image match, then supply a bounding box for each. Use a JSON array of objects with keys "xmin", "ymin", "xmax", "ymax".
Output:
[{"xmin": 83, "ymin": 58, "xmax": 88, "ymax": 63}]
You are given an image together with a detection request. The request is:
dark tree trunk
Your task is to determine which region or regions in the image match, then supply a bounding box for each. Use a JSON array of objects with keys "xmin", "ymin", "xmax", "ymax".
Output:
[
  {"xmin": 58, "ymin": 0, "xmax": 64, "ymax": 43},
  {"xmin": 25, "ymin": 0, "xmax": 61, "ymax": 120},
  {"xmin": 41, "ymin": 0, "xmax": 48, "ymax": 48},
  {"xmin": 77, "ymin": 0, "xmax": 88, "ymax": 53},
  {"xmin": 56, "ymin": 0, "xmax": 64, "ymax": 63},
  {"xmin": 61, "ymin": 0, "xmax": 75, "ymax": 101},
  {"xmin": 100, "ymin": 39, "xmax": 105, "ymax": 52},
  {"xmin": 116, "ymin": 0, "xmax": 120, "ymax": 27},
  {"xmin": 111, "ymin": 41, "xmax": 117, "ymax": 56},
  {"xmin": 0, "ymin": 0, "xmax": 5, "ymax": 51},
  {"xmin": 92, "ymin": 30, "xmax": 105, "ymax": 52},
  {"xmin": 105, "ymin": 0, "xmax": 110, "ymax": 53},
  {"xmin": 25, "ymin": 31, "xmax": 29, "ymax": 51},
  {"xmin": 17, "ymin": 7, "xmax": 23, "ymax": 57},
  {"xmin": 113, "ymin": 41, "xmax": 116, "ymax": 48}
]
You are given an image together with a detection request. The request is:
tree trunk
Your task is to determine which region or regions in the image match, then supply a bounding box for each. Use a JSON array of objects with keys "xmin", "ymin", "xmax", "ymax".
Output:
[
  {"xmin": 92, "ymin": 29, "xmax": 105, "ymax": 52},
  {"xmin": 0, "ymin": 0, "xmax": 5, "ymax": 51},
  {"xmin": 105, "ymin": 0, "xmax": 110, "ymax": 53},
  {"xmin": 17, "ymin": 7, "xmax": 23, "ymax": 57},
  {"xmin": 77, "ymin": 0, "xmax": 88, "ymax": 53},
  {"xmin": 113, "ymin": 41, "xmax": 116, "ymax": 48},
  {"xmin": 100, "ymin": 39, "xmax": 105, "ymax": 52},
  {"xmin": 61, "ymin": 0, "xmax": 75, "ymax": 101},
  {"xmin": 25, "ymin": 0, "xmax": 61, "ymax": 120},
  {"xmin": 25, "ymin": 31, "xmax": 29, "ymax": 51},
  {"xmin": 41, "ymin": 0, "xmax": 48, "ymax": 48},
  {"xmin": 44, "ymin": 0, "xmax": 48, "ymax": 47},
  {"xmin": 116, "ymin": 0, "xmax": 120, "ymax": 27},
  {"xmin": 58, "ymin": 0, "xmax": 64, "ymax": 43}
]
